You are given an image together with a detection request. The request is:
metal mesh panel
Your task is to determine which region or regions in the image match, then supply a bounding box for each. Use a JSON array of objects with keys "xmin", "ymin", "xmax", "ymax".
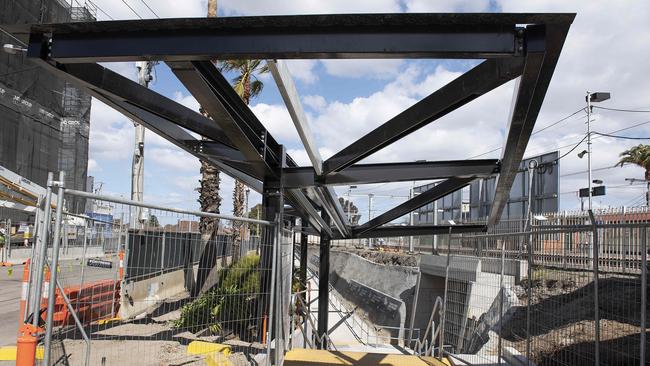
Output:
[{"xmin": 42, "ymin": 191, "xmax": 277, "ymax": 366}]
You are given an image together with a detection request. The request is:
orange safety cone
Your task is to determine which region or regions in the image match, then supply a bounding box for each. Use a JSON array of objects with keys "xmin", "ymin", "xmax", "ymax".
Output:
[
  {"xmin": 16, "ymin": 323, "xmax": 39, "ymax": 366},
  {"xmin": 18, "ymin": 259, "xmax": 30, "ymax": 325}
]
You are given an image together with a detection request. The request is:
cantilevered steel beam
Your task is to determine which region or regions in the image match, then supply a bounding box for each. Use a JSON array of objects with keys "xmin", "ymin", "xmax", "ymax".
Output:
[
  {"xmin": 167, "ymin": 61, "xmax": 284, "ymax": 178},
  {"xmin": 354, "ymin": 177, "xmax": 475, "ymax": 236},
  {"xmin": 268, "ymin": 60, "xmax": 323, "ymax": 175},
  {"xmin": 286, "ymin": 189, "xmax": 333, "ymax": 237},
  {"xmin": 282, "ymin": 159, "xmax": 499, "ymax": 188},
  {"xmin": 488, "ymin": 22, "xmax": 573, "ymax": 225},
  {"xmin": 323, "ymin": 57, "xmax": 524, "ymax": 175},
  {"xmin": 28, "ymin": 59, "xmax": 263, "ymax": 191},
  {"xmin": 50, "ymin": 62, "xmax": 235, "ymax": 147},
  {"xmin": 354, "ymin": 224, "xmax": 487, "ymax": 238},
  {"xmin": 16, "ymin": 14, "xmax": 580, "ymax": 63}
]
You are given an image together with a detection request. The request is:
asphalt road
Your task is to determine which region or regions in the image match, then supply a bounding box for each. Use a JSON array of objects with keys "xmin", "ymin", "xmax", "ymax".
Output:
[
  {"xmin": 0, "ymin": 264, "xmax": 22, "ymax": 346},
  {"xmin": 0, "ymin": 256, "xmax": 120, "ymax": 348}
]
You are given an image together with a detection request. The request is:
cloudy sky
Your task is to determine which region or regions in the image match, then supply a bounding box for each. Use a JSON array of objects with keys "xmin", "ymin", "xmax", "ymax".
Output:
[{"xmin": 85, "ymin": 0, "xmax": 650, "ymax": 222}]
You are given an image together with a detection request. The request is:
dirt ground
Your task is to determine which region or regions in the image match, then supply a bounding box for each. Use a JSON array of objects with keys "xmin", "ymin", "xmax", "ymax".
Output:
[
  {"xmin": 501, "ymin": 269, "xmax": 649, "ymax": 365},
  {"xmin": 336, "ymin": 248, "xmax": 418, "ymax": 267}
]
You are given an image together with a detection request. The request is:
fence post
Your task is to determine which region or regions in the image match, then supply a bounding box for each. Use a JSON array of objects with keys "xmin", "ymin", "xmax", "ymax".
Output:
[
  {"xmin": 407, "ymin": 270, "xmax": 421, "ymax": 349},
  {"xmin": 43, "ymin": 171, "xmax": 66, "ymax": 366},
  {"xmin": 30, "ymin": 172, "xmax": 54, "ymax": 329},
  {"xmin": 640, "ymin": 227, "xmax": 647, "ymax": 366},
  {"xmin": 266, "ymin": 224, "xmax": 279, "ymax": 366},
  {"xmin": 439, "ymin": 226, "xmax": 452, "ymax": 359},
  {"xmin": 498, "ymin": 241, "xmax": 506, "ymax": 365},
  {"xmin": 588, "ymin": 210, "xmax": 600, "ymax": 366},
  {"xmin": 526, "ymin": 219, "xmax": 534, "ymax": 362}
]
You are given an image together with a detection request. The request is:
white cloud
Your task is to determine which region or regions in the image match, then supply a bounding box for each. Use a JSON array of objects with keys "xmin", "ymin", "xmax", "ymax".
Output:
[
  {"xmin": 173, "ymin": 91, "xmax": 200, "ymax": 112},
  {"xmin": 404, "ymin": 0, "xmax": 491, "ymax": 12},
  {"xmin": 250, "ymin": 103, "xmax": 301, "ymax": 143},
  {"xmin": 219, "ymin": 0, "xmax": 401, "ymax": 15},
  {"xmin": 88, "ymin": 99, "xmax": 134, "ymax": 161},
  {"xmin": 87, "ymin": 159, "xmax": 100, "ymax": 173},
  {"xmin": 284, "ymin": 60, "xmax": 319, "ymax": 84},
  {"xmin": 303, "ymin": 95, "xmax": 327, "ymax": 111},
  {"xmin": 147, "ymin": 147, "xmax": 200, "ymax": 172},
  {"xmin": 321, "ymin": 60, "xmax": 404, "ymax": 80}
]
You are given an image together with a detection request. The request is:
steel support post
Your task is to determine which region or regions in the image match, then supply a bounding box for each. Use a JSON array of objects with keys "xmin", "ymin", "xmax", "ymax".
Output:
[
  {"xmin": 439, "ymin": 226, "xmax": 453, "ymax": 359},
  {"xmin": 588, "ymin": 210, "xmax": 600, "ymax": 365},
  {"xmin": 43, "ymin": 171, "xmax": 65, "ymax": 366},
  {"xmin": 299, "ymin": 229, "xmax": 309, "ymax": 304},
  {"xmin": 317, "ymin": 213, "xmax": 331, "ymax": 349},
  {"xmin": 640, "ymin": 227, "xmax": 647, "ymax": 366},
  {"xmin": 30, "ymin": 172, "xmax": 54, "ymax": 328}
]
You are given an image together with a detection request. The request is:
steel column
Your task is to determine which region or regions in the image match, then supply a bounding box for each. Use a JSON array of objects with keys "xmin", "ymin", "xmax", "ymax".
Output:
[
  {"xmin": 317, "ymin": 213, "xmax": 331, "ymax": 349},
  {"xmin": 299, "ymin": 229, "xmax": 309, "ymax": 304}
]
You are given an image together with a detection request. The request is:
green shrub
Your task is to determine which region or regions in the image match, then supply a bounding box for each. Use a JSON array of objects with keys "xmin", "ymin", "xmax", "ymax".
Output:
[{"xmin": 173, "ymin": 253, "xmax": 261, "ymax": 337}]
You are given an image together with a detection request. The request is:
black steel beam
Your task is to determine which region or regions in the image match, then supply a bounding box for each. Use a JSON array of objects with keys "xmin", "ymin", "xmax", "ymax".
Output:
[
  {"xmin": 167, "ymin": 61, "xmax": 283, "ymax": 178},
  {"xmin": 354, "ymin": 177, "xmax": 475, "ymax": 236},
  {"xmin": 283, "ymin": 159, "xmax": 499, "ymax": 188},
  {"xmin": 25, "ymin": 58, "xmax": 263, "ymax": 191},
  {"xmin": 53, "ymin": 62, "xmax": 234, "ymax": 147},
  {"xmin": 488, "ymin": 22, "xmax": 573, "ymax": 225},
  {"xmin": 17, "ymin": 14, "xmax": 580, "ymax": 63},
  {"xmin": 354, "ymin": 224, "xmax": 487, "ymax": 238},
  {"xmin": 299, "ymin": 230, "xmax": 309, "ymax": 304},
  {"xmin": 323, "ymin": 57, "xmax": 524, "ymax": 175}
]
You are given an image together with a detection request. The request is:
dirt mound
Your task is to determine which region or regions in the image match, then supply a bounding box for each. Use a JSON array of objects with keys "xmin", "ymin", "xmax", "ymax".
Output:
[
  {"xmin": 502, "ymin": 271, "xmax": 648, "ymax": 365},
  {"xmin": 339, "ymin": 248, "xmax": 418, "ymax": 266}
]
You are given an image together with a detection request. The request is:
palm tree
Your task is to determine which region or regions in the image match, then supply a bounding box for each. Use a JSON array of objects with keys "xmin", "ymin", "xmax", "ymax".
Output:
[
  {"xmin": 616, "ymin": 144, "xmax": 650, "ymax": 205},
  {"xmin": 219, "ymin": 60, "xmax": 269, "ymax": 262},
  {"xmin": 192, "ymin": 0, "xmax": 222, "ymax": 297}
]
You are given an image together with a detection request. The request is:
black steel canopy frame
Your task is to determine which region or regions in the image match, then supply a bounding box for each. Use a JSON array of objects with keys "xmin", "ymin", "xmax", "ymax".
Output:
[
  {"xmin": 11, "ymin": 11, "xmax": 574, "ymax": 351},
  {"xmin": 11, "ymin": 12, "xmax": 575, "ymax": 238}
]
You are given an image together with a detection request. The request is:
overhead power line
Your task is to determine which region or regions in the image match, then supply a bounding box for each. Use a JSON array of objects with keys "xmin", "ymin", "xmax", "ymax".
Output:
[
  {"xmin": 121, "ymin": 0, "xmax": 143, "ymax": 19},
  {"xmin": 592, "ymin": 131, "xmax": 650, "ymax": 140},
  {"xmin": 592, "ymin": 105, "xmax": 650, "ymax": 113},
  {"xmin": 139, "ymin": 0, "xmax": 160, "ymax": 18},
  {"xmin": 467, "ymin": 106, "xmax": 586, "ymax": 159}
]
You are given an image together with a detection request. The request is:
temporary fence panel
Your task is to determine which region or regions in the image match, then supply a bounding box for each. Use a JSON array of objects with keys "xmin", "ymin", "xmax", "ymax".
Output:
[
  {"xmin": 41, "ymin": 188, "xmax": 280, "ymax": 366},
  {"xmin": 434, "ymin": 212, "xmax": 649, "ymax": 366}
]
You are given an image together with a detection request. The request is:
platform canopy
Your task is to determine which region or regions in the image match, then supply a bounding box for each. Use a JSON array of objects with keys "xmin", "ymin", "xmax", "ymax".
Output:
[{"xmin": 9, "ymin": 12, "xmax": 574, "ymax": 238}]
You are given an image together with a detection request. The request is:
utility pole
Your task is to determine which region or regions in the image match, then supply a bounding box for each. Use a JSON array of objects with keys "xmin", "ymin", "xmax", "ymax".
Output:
[
  {"xmin": 586, "ymin": 91, "xmax": 593, "ymax": 211},
  {"xmin": 131, "ymin": 61, "xmax": 153, "ymax": 229}
]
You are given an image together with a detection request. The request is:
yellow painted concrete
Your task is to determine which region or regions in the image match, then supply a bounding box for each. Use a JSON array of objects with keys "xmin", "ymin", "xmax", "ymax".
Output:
[
  {"xmin": 284, "ymin": 348, "xmax": 450, "ymax": 366},
  {"xmin": 186, "ymin": 341, "xmax": 231, "ymax": 356},
  {"xmin": 0, "ymin": 345, "xmax": 44, "ymax": 361}
]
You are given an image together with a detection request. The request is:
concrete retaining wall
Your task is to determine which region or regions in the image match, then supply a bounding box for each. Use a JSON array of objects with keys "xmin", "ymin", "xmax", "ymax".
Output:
[{"xmin": 328, "ymin": 250, "xmax": 419, "ymax": 341}]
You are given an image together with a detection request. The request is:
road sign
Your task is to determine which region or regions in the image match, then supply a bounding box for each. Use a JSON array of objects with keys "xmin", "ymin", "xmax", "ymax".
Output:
[{"xmin": 579, "ymin": 186, "xmax": 606, "ymax": 198}]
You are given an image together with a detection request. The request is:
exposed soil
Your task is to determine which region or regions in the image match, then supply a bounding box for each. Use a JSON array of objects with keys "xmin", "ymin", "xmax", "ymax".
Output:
[
  {"xmin": 335, "ymin": 248, "xmax": 418, "ymax": 267},
  {"xmin": 501, "ymin": 269, "xmax": 649, "ymax": 365}
]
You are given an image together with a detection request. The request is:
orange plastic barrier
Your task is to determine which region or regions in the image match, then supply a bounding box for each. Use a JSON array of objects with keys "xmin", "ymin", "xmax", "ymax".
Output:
[
  {"xmin": 51, "ymin": 279, "xmax": 121, "ymax": 325},
  {"xmin": 15, "ymin": 323, "xmax": 39, "ymax": 366}
]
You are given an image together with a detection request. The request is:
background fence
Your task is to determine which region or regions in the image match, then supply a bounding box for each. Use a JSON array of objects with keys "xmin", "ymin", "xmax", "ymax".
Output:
[{"xmin": 427, "ymin": 209, "xmax": 649, "ymax": 366}]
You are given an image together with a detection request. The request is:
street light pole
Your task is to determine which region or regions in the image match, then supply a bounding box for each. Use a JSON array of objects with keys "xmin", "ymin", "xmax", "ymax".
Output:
[{"xmin": 584, "ymin": 91, "xmax": 611, "ymax": 211}]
